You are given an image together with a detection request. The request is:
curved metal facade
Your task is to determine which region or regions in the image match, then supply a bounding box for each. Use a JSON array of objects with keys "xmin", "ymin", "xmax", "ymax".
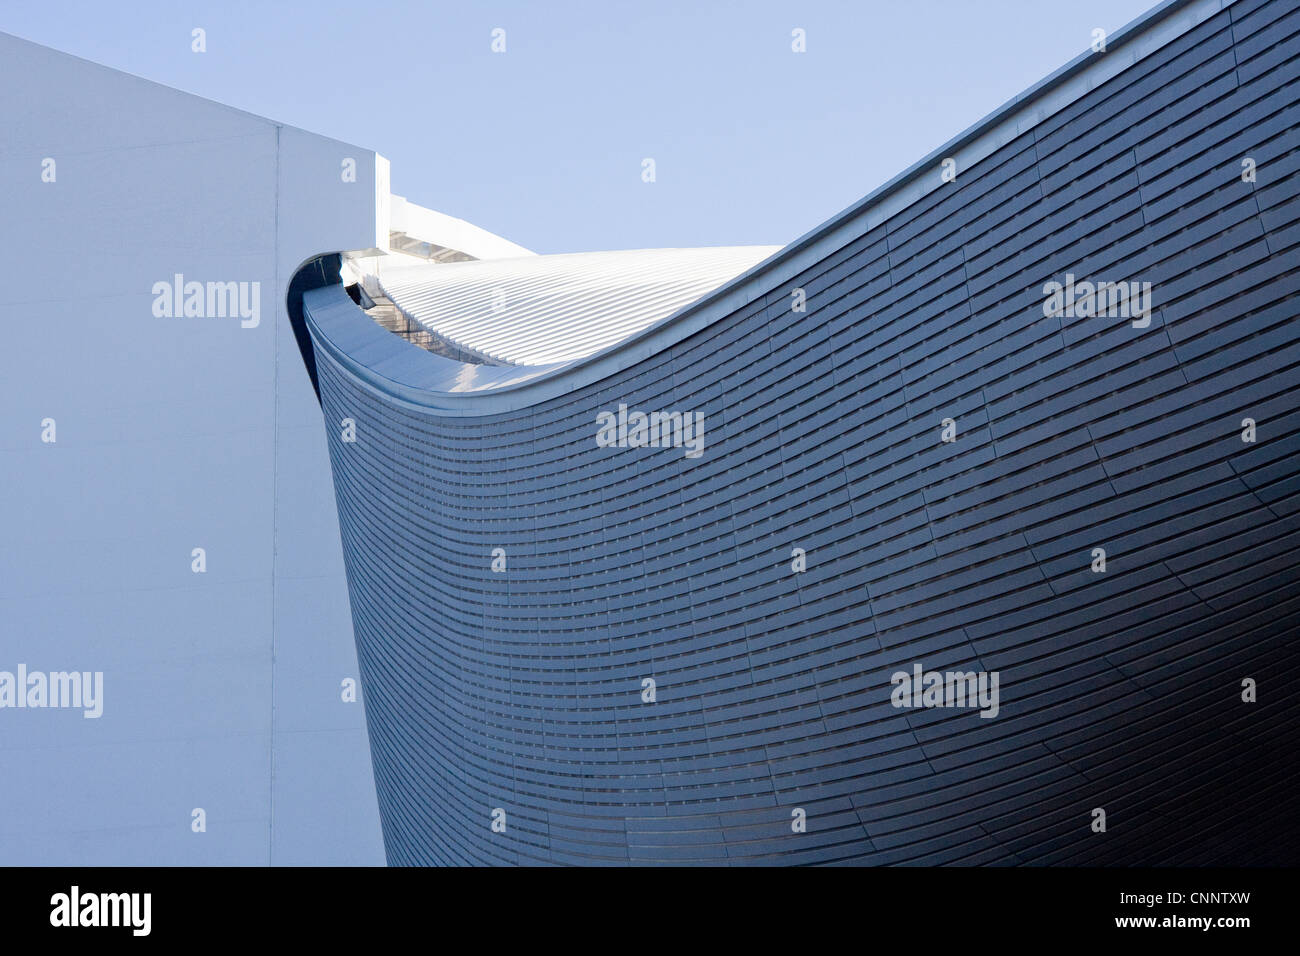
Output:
[{"xmin": 307, "ymin": 0, "xmax": 1300, "ymax": 865}]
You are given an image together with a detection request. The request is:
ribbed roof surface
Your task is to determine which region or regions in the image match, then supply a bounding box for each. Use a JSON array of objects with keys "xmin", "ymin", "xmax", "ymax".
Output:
[{"xmin": 373, "ymin": 246, "xmax": 780, "ymax": 366}]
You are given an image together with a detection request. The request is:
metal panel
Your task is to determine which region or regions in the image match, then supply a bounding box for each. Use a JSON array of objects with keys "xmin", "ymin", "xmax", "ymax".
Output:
[{"xmin": 306, "ymin": 0, "xmax": 1300, "ymax": 865}]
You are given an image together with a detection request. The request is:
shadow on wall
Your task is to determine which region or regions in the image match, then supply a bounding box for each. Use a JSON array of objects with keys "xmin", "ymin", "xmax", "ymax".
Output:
[{"xmin": 286, "ymin": 253, "xmax": 343, "ymax": 403}]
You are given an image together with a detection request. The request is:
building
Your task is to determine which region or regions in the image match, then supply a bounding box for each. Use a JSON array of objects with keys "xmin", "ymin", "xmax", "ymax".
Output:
[
  {"xmin": 0, "ymin": 26, "xmax": 391, "ymax": 864},
  {"xmin": 303, "ymin": 0, "xmax": 1300, "ymax": 864},
  {"xmin": 3, "ymin": 0, "xmax": 1297, "ymax": 867}
]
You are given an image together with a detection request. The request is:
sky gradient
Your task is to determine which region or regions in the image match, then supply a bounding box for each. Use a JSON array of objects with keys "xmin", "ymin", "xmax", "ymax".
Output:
[{"xmin": 3, "ymin": 1, "xmax": 1161, "ymax": 255}]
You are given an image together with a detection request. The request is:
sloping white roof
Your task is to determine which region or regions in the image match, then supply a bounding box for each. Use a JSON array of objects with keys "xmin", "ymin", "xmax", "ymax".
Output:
[{"xmin": 369, "ymin": 246, "xmax": 781, "ymax": 366}]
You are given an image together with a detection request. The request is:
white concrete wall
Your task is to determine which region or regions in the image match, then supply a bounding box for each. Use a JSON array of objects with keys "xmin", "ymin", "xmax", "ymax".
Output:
[{"xmin": 0, "ymin": 31, "xmax": 384, "ymax": 864}]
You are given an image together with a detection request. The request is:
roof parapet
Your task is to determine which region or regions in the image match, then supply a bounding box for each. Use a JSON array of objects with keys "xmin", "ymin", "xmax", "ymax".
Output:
[{"xmin": 388, "ymin": 194, "xmax": 534, "ymax": 262}]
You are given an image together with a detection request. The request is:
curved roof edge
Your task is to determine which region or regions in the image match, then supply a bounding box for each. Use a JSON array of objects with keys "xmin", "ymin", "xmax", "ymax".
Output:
[
  {"xmin": 306, "ymin": 282, "xmax": 567, "ymax": 415},
  {"xmin": 305, "ymin": 0, "xmax": 1218, "ymax": 418}
]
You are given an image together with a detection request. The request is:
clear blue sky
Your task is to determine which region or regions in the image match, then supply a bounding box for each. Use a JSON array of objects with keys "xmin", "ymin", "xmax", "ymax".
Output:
[{"xmin": 4, "ymin": 0, "xmax": 1158, "ymax": 254}]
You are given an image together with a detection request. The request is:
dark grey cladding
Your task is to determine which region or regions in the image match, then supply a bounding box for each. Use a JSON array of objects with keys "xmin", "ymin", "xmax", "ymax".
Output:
[{"xmin": 305, "ymin": 0, "xmax": 1300, "ymax": 865}]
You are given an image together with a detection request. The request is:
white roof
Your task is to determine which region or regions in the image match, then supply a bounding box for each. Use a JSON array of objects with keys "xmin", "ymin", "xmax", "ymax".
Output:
[{"xmin": 368, "ymin": 245, "xmax": 781, "ymax": 366}]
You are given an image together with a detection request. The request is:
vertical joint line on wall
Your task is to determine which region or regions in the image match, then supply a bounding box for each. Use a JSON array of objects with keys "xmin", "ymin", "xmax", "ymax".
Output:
[{"xmin": 269, "ymin": 123, "xmax": 282, "ymax": 866}]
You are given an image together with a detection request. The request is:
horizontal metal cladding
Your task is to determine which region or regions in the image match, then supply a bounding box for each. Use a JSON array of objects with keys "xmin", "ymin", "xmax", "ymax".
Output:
[{"xmin": 307, "ymin": 0, "xmax": 1300, "ymax": 865}]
